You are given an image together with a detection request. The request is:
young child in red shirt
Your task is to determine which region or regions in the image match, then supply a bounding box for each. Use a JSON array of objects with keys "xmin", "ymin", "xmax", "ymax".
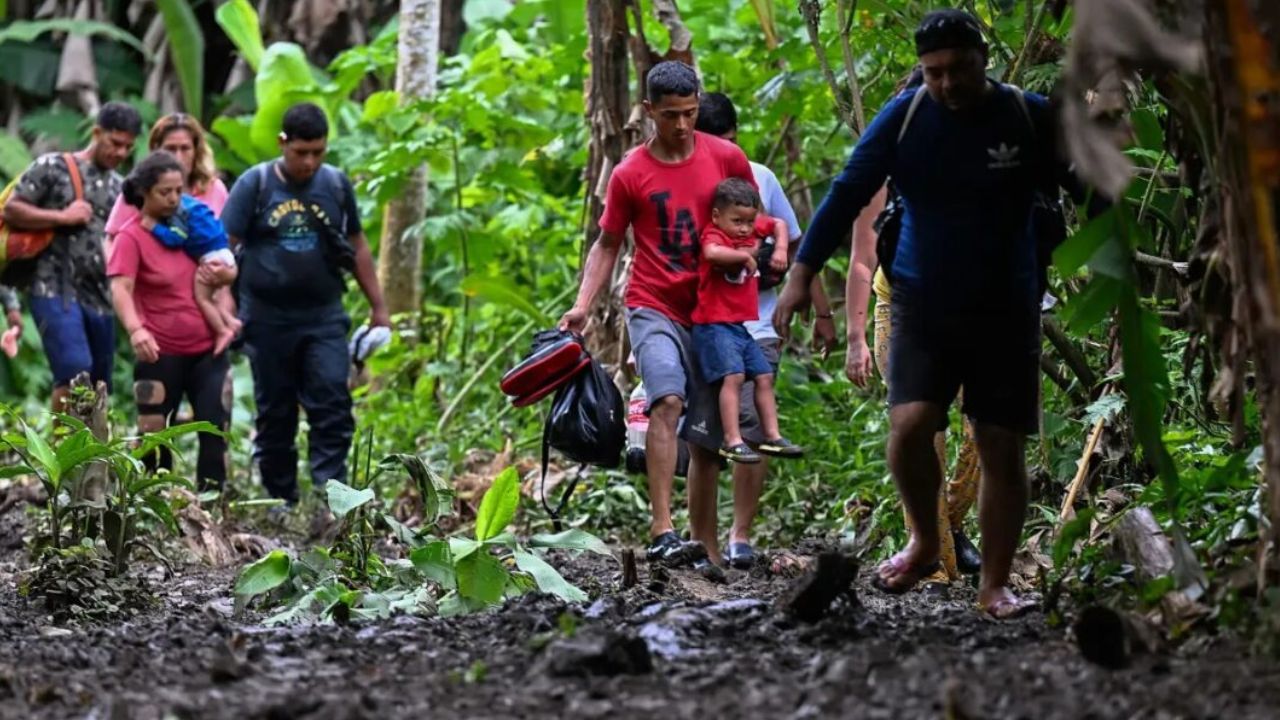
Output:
[{"xmin": 692, "ymin": 178, "xmax": 804, "ymax": 464}]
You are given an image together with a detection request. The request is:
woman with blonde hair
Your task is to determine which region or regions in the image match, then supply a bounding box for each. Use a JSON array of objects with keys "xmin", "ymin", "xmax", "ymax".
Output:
[{"xmin": 104, "ymin": 113, "xmax": 228, "ymax": 236}]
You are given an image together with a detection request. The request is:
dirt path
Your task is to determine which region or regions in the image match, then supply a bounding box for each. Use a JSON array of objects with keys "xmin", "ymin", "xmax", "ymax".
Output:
[{"xmin": 3, "ymin": 506, "xmax": 1280, "ymax": 720}]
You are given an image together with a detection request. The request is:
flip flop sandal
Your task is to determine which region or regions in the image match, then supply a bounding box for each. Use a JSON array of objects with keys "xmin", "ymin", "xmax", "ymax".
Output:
[
  {"xmin": 871, "ymin": 552, "xmax": 941, "ymax": 595},
  {"xmin": 979, "ymin": 594, "xmax": 1038, "ymax": 620},
  {"xmin": 719, "ymin": 442, "xmax": 762, "ymax": 464}
]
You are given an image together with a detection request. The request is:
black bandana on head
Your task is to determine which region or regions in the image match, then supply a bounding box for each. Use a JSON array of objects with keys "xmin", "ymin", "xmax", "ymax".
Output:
[{"xmin": 914, "ymin": 9, "xmax": 987, "ymax": 56}]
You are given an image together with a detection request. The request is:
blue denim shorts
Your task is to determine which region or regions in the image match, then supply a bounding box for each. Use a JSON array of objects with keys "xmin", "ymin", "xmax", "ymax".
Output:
[
  {"xmin": 691, "ymin": 323, "xmax": 773, "ymax": 383},
  {"xmin": 29, "ymin": 295, "xmax": 115, "ymax": 388}
]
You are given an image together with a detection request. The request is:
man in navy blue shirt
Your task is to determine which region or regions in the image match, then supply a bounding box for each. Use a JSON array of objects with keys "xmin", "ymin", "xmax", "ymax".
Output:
[{"xmin": 776, "ymin": 10, "xmax": 1088, "ymax": 618}]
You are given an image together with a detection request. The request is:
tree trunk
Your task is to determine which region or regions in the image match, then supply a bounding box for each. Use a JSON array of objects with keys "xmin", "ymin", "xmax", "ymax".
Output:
[
  {"xmin": 377, "ymin": 0, "xmax": 441, "ymax": 317},
  {"xmin": 1204, "ymin": 0, "xmax": 1280, "ymax": 569},
  {"xmin": 439, "ymin": 0, "xmax": 467, "ymax": 56},
  {"xmin": 581, "ymin": 0, "xmax": 635, "ymax": 365}
]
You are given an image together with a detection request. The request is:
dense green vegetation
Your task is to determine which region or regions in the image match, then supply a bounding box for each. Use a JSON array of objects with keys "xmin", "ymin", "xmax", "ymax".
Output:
[{"xmin": 0, "ymin": 0, "xmax": 1271, "ymax": 634}]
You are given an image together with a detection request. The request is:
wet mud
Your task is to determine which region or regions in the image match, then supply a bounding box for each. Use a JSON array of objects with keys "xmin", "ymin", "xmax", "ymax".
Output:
[{"xmin": 2, "ymin": 505, "xmax": 1279, "ymax": 720}]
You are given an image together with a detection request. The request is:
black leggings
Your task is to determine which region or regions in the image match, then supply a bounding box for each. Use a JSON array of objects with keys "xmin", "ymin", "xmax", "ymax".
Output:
[{"xmin": 134, "ymin": 351, "xmax": 231, "ymax": 490}]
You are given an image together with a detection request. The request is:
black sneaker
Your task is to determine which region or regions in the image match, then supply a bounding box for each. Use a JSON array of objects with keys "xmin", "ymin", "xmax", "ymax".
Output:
[
  {"xmin": 719, "ymin": 442, "xmax": 761, "ymax": 464},
  {"xmin": 725, "ymin": 541, "xmax": 756, "ymax": 570},
  {"xmin": 953, "ymin": 528, "xmax": 981, "ymax": 575},
  {"xmin": 758, "ymin": 437, "xmax": 803, "ymax": 458},
  {"xmin": 646, "ymin": 531, "xmax": 708, "ymax": 567},
  {"xmin": 692, "ymin": 557, "xmax": 727, "ymax": 583}
]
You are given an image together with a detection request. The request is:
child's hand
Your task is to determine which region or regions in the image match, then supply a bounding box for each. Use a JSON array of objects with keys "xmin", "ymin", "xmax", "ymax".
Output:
[
  {"xmin": 744, "ymin": 254, "xmax": 758, "ymax": 275},
  {"xmin": 769, "ymin": 247, "xmax": 788, "ymax": 274}
]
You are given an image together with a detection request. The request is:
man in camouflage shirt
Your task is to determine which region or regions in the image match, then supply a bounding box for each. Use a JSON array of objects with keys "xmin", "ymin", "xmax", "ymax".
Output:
[{"xmin": 3, "ymin": 102, "xmax": 140, "ymax": 410}]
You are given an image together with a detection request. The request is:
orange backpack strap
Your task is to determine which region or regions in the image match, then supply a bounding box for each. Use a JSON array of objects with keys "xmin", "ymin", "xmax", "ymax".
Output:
[{"xmin": 62, "ymin": 152, "xmax": 84, "ymax": 202}]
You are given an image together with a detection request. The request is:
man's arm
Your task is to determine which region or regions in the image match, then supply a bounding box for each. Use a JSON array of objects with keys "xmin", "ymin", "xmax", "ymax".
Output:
[
  {"xmin": 776, "ymin": 99, "xmax": 901, "ymax": 339},
  {"xmin": 793, "ymin": 101, "xmax": 899, "ymax": 274},
  {"xmin": 350, "ymin": 232, "xmax": 390, "ymax": 327},
  {"xmin": 4, "ymin": 159, "xmax": 91, "ymax": 229},
  {"xmin": 558, "ymin": 229, "xmax": 625, "ymax": 333}
]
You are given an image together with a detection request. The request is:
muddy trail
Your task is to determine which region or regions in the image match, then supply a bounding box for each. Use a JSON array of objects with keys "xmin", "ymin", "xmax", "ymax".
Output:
[{"xmin": 3, "ymin": 503, "xmax": 1280, "ymax": 720}]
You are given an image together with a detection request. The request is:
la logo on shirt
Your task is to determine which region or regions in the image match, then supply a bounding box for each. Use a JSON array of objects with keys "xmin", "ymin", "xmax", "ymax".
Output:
[{"xmin": 649, "ymin": 190, "xmax": 699, "ymax": 272}]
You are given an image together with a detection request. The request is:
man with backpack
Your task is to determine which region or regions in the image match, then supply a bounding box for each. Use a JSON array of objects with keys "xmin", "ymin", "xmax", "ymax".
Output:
[
  {"xmin": 774, "ymin": 10, "xmax": 1097, "ymax": 617},
  {"xmin": 559, "ymin": 61, "xmax": 757, "ymax": 569},
  {"xmin": 2, "ymin": 102, "xmax": 141, "ymax": 410},
  {"xmin": 220, "ymin": 102, "xmax": 390, "ymax": 506}
]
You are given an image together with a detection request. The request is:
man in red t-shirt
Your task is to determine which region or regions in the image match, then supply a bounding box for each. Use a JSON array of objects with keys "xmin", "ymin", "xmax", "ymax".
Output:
[
  {"xmin": 559, "ymin": 61, "xmax": 755, "ymax": 568},
  {"xmin": 691, "ymin": 178, "xmax": 803, "ymax": 465}
]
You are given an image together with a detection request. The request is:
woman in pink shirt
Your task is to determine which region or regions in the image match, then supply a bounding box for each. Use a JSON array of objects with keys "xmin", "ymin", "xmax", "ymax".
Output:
[
  {"xmin": 104, "ymin": 113, "xmax": 229, "ymax": 240},
  {"xmin": 107, "ymin": 152, "xmax": 235, "ymax": 490}
]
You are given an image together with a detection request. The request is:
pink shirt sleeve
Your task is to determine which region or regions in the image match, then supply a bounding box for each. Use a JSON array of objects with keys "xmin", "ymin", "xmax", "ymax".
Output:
[
  {"xmin": 106, "ymin": 226, "xmax": 141, "ymax": 279},
  {"xmin": 197, "ymin": 177, "xmax": 229, "ymax": 217},
  {"xmin": 103, "ymin": 195, "xmax": 140, "ymax": 237}
]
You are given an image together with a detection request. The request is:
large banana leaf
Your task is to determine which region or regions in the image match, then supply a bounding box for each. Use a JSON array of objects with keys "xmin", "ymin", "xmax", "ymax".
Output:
[
  {"xmin": 215, "ymin": 0, "xmax": 264, "ymax": 71},
  {"xmin": 0, "ymin": 18, "xmax": 148, "ymax": 56},
  {"xmin": 156, "ymin": 0, "xmax": 204, "ymax": 117},
  {"xmin": 250, "ymin": 42, "xmax": 329, "ymax": 158}
]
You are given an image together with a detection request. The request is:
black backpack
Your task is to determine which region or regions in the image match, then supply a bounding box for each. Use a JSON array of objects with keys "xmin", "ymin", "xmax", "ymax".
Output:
[
  {"xmin": 875, "ymin": 84, "xmax": 1066, "ymax": 293},
  {"xmin": 525, "ymin": 335, "xmax": 625, "ymax": 530}
]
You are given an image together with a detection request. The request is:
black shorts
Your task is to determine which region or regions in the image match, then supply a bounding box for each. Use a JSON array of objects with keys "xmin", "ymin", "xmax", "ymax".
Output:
[{"xmin": 887, "ymin": 296, "xmax": 1040, "ymax": 435}]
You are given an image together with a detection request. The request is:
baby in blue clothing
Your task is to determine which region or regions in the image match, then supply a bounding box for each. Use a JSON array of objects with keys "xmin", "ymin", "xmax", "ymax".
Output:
[{"xmin": 151, "ymin": 194, "xmax": 240, "ymax": 353}]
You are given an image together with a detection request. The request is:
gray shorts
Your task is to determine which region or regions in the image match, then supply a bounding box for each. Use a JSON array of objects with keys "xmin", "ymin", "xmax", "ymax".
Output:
[
  {"xmin": 626, "ymin": 307, "xmax": 721, "ymax": 452},
  {"xmin": 739, "ymin": 339, "xmax": 782, "ymax": 445}
]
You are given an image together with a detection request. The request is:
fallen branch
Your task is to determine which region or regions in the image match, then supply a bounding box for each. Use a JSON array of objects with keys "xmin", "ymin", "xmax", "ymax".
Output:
[
  {"xmin": 1059, "ymin": 409, "xmax": 1107, "ymax": 523},
  {"xmin": 835, "ymin": 0, "xmax": 866, "ymax": 133},
  {"xmin": 1042, "ymin": 316, "xmax": 1099, "ymax": 393},
  {"xmin": 799, "ymin": 0, "xmax": 858, "ymax": 138}
]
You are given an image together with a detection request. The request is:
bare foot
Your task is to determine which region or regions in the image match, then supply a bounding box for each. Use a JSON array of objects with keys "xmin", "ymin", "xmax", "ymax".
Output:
[
  {"xmin": 872, "ymin": 537, "xmax": 940, "ymax": 594},
  {"xmin": 978, "ymin": 586, "xmax": 1037, "ymax": 619},
  {"xmin": 212, "ymin": 328, "xmax": 236, "ymax": 356}
]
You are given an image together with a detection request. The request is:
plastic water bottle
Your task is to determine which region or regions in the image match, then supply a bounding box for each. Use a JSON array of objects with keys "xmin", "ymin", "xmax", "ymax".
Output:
[{"xmin": 625, "ymin": 383, "xmax": 648, "ymax": 474}]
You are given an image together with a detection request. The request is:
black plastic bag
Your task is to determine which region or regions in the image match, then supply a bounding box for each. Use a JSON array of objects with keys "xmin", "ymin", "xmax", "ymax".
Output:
[{"xmin": 540, "ymin": 358, "xmax": 625, "ymax": 528}]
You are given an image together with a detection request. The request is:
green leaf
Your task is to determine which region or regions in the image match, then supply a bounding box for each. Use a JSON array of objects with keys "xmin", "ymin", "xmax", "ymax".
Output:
[
  {"xmin": 156, "ymin": 0, "xmax": 204, "ymax": 118},
  {"xmin": 1054, "ymin": 210, "xmax": 1113, "ymax": 276},
  {"xmin": 251, "ymin": 43, "xmax": 327, "ymax": 158},
  {"xmin": 449, "ymin": 536, "xmax": 482, "ymax": 561},
  {"xmin": 1087, "ymin": 235, "xmax": 1133, "ymax": 282},
  {"xmin": 460, "ymin": 275, "xmax": 551, "ymax": 325},
  {"xmin": 1053, "ymin": 508, "xmax": 1096, "ymax": 567},
  {"xmin": 131, "ymin": 421, "xmax": 221, "ymax": 461},
  {"xmin": 0, "ymin": 465, "xmax": 34, "ymax": 479},
  {"xmin": 514, "ymin": 550, "xmax": 587, "ymax": 603},
  {"xmin": 214, "ymin": 0, "xmax": 265, "ymax": 71},
  {"xmin": 234, "ymin": 550, "xmax": 291, "ymax": 597},
  {"xmin": 23, "ymin": 424, "xmax": 59, "ymax": 486},
  {"xmin": 142, "ymin": 494, "xmax": 179, "ymax": 534},
  {"xmin": 0, "ymin": 133, "xmax": 32, "ymax": 182},
  {"xmin": 362, "ymin": 90, "xmax": 400, "ymax": 123},
  {"xmin": 380, "ymin": 454, "xmax": 453, "ymax": 523},
  {"xmin": 1060, "ymin": 277, "xmax": 1121, "ymax": 334},
  {"xmin": 382, "ymin": 513, "xmax": 419, "ymax": 546},
  {"xmin": 1081, "ymin": 393, "xmax": 1126, "ymax": 427},
  {"xmin": 211, "ymin": 116, "xmax": 259, "ymax": 165},
  {"xmin": 409, "ymin": 540, "xmax": 456, "ymax": 589},
  {"xmin": 474, "ymin": 466, "xmax": 520, "ymax": 542},
  {"xmin": 1129, "ymin": 109, "xmax": 1164, "ymax": 151},
  {"xmin": 529, "ymin": 529, "xmax": 611, "ymax": 556},
  {"xmin": 0, "ymin": 19, "xmax": 149, "ymax": 56},
  {"xmin": 455, "ymin": 551, "xmax": 508, "ymax": 605},
  {"xmin": 326, "ymin": 480, "xmax": 375, "ymax": 517}
]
